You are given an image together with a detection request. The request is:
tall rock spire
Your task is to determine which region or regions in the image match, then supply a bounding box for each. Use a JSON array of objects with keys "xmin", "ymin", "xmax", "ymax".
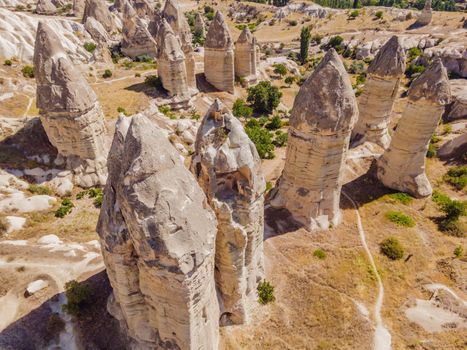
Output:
[
  {"xmin": 270, "ymin": 49, "xmax": 358, "ymax": 230},
  {"xmin": 234, "ymin": 27, "xmax": 259, "ymax": 86},
  {"xmin": 83, "ymin": 0, "xmax": 116, "ymax": 33},
  {"xmin": 415, "ymin": 0, "xmax": 432, "ymax": 27}
]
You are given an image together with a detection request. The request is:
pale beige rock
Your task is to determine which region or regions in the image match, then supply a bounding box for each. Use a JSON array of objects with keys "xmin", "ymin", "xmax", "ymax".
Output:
[
  {"xmin": 351, "ymin": 36, "xmax": 406, "ymax": 149},
  {"xmin": 97, "ymin": 114, "xmax": 219, "ymax": 350},
  {"xmin": 194, "ymin": 12, "xmax": 205, "ymax": 38},
  {"xmin": 204, "ymin": 11, "xmax": 235, "ymax": 94},
  {"xmin": 73, "ymin": 0, "xmax": 86, "ymax": 17},
  {"xmin": 121, "ymin": 1, "xmax": 157, "ymax": 58},
  {"xmin": 34, "ymin": 22, "xmax": 108, "ymax": 187},
  {"xmin": 444, "ymin": 79, "xmax": 467, "ymax": 121},
  {"xmin": 192, "ymin": 99, "xmax": 265, "ymax": 325},
  {"xmin": 83, "ymin": 0, "xmax": 115, "ymax": 34},
  {"xmin": 270, "ymin": 49, "xmax": 358, "ymax": 230},
  {"xmin": 36, "ymin": 0, "xmax": 57, "ymax": 15},
  {"xmin": 163, "ymin": 0, "xmax": 196, "ymax": 88},
  {"xmin": 84, "ymin": 16, "xmax": 110, "ymax": 45},
  {"xmin": 132, "ymin": 0, "xmax": 153, "ymax": 17},
  {"xmin": 415, "ymin": 0, "xmax": 432, "ymax": 27},
  {"xmin": 438, "ymin": 133, "xmax": 467, "ymax": 158},
  {"xmin": 377, "ymin": 59, "xmax": 451, "ymax": 198},
  {"xmin": 234, "ymin": 27, "xmax": 259, "ymax": 86}
]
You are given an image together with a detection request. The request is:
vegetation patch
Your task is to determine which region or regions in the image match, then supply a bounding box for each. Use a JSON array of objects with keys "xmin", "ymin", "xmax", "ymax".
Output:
[
  {"xmin": 443, "ymin": 166, "xmax": 467, "ymax": 190},
  {"xmin": 453, "ymin": 245, "xmax": 464, "ymax": 258},
  {"xmin": 380, "ymin": 237, "xmax": 404, "ymax": 260},
  {"xmin": 247, "ymin": 81, "xmax": 282, "ymax": 114},
  {"xmin": 83, "ymin": 42, "xmax": 97, "ymax": 53},
  {"xmin": 245, "ymin": 121, "xmax": 275, "ymax": 159},
  {"xmin": 62, "ymin": 280, "xmax": 93, "ymax": 316},
  {"xmin": 102, "ymin": 69, "xmax": 113, "ymax": 79},
  {"xmin": 76, "ymin": 188, "xmax": 103, "ymax": 208},
  {"xmin": 257, "ymin": 280, "xmax": 275, "ymax": 305},
  {"xmin": 432, "ymin": 190, "xmax": 466, "ymax": 237},
  {"xmin": 21, "ymin": 65, "xmax": 34, "ymax": 78},
  {"xmin": 387, "ymin": 192, "xmax": 413, "ymax": 205},
  {"xmin": 55, "ymin": 198, "xmax": 74, "ymax": 218},
  {"xmin": 313, "ymin": 248, "xmax": 327, "ymax": 260},
  {"xmin": 385, "ymin": 210, "xmax": 415, "ymax": 227},
  {"xmin": 232, "ymin": 98, "xmax": 253, "ymax": 118},
  {"xmin": 28, "ymin": 184, "xmax": 52, "ymax": 196}
]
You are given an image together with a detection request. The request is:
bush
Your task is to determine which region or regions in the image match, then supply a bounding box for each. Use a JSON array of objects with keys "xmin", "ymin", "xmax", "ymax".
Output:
[
  {"xmin": 407, "ymin": 47, "xmax": 422, "ymax": 62},
  {"xmin": 245, "ymin": 124, "xmax": 275, "ymax": 159},
  {"xmin": 4, "ymin": 59, "xmax": 12, "ymax": 66},
  {"xmin": 288, "ymin": 20, "xmax": 298, "ymax": 26},
  {"xmin": 117, "ymin": 106, "xmax": 129, "ymax": 116},
  {"xmin": 102, "ymin": 69, "xmax": 112, "ymax": 78},
  {"xmin": 405, "ymin": 63, "xmax": 425, "ymax": 78},
  {"xmin": 454, "ymin": 245, "xmax": 464, "ymax": 258},
  {"xmin": 247, "ymin": 81, "xmax": 282, "ymax": 114},
  {"xmin": 443, "ymin": 124, "xmax": 452, "ymax": 135},
  {"xmin": 388, "ymin": 192, "xmax": 413, "ymax": 205},
  {"xmin": 144, "ymin": 75, "xmax": 163, "ymax": 89},
  {"xmin": 257, "ymin": 280, "xmax": 275, "ymax": 305},
  {"xmin": 313, "ymin": 248, "xmax": 326, "ymax": 260},
  {"xmin": 443, "ymin": 166, "xmax": 467, "ymax": 190},
  {"xmin": 311, "ymin": 34, "xmax": 323, "ymax": 45},
  {"xmin": 284, "ymin": 76, "xmax": 296, "ymax": 86},
  {"xmin": 349, "ymin": 10, "xmax": 359, "ymax": 18},
  {"xmin": 380, "ymin": 237, "xmax": 404, "ymax": 260},
  {"xmin": 426, "ymin": 142, "xmax": 438, "ymax": 158},
  {"xmin": 273, "ymin": 63, "xmax": 287, "ymax": 77},
  {"xmin": 349, "ymin": 61, "xmax": 365, "ymax": 74},
  {"xmin": 232, "ymin": 99, "xmax": 253, "ymax": 118},
  {"xmin": 385, "ymin": 211, "xmax": 415, "ymax": 227},
  {"xmin": 83, "ymin": 42, "xmax": 96, "ymax": 53},
  {"xmin": 273, "ymin": 130, "xmax": 288, "ymax": 147},
  {"xmin": 375, "ymin": 10, "xmax": 384, "ymax": 19},
  {"xmin": 21, "ymin": 65, "xmax": 34, "ymax": 78},
  {"xmin": 432, "ymin": 190, "xmax": 451, "ymax": 207},
  {"xmin": 328, "ymin": 36, "xmax": 344, "ymax": 49},
  {"xmin": 55, "ymin": 198, "xmax": 74, "ymax": 218},
  {"xmin": 62, "ymin": 280, "xmax": 92, "ymax": 316},
  {"xmin": 265, "ymin": 115, "xmax": 282, "ymax": 130},
  {"xmin": 28, "ymin": 184, "xmax": 52, "ymax": 196},
  {"xmin": 432, "ymin": 191, "xmax": 466, "ymax": 237},
  {"xmin": 159, "ymin": 105, "xmax": 176, "ymax": 119}
]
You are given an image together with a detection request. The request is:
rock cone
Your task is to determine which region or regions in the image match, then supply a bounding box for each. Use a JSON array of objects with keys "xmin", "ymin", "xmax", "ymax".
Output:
[
  {"xmin": 73, "ymin": 0, "xmax": 85, "ymax": 17},
  {"xmin": 36, "ymin": 0, "xmax": 58, "ymax": 15},
  {"xmin": 415, "ymin": 0, "xmax": 432, "ymax": 27},
  {"xmin": 377, "ymin": 59, "xmax": 451, "ymax": 197},
  {"xmin": 83, "ymin": 0, "xmax": 115, "ymax": 34},
  {"xmin": 270, "ymin": 49, "xmax": 358, "ymax": 230},
  {"xmin": 234, "ymin": 27, "xmax": 259, "ymax": 86},
  {"xmin": 97, "ymin": 114, "xmax": 219, "ymax": 350},
  {"xmin": 351, "ymin": 36, "xmax": 406, "ymax": 148},
  {"xmin": 192, "ymin": 99, "xmax": 265, "ymax": 325},
  {"xmin": 34, "ymin": 21, "xmax": 108, "ymax": 187},
  {"xmin": 204, "ymin": 11, "xmax": 235, "ymax": 93}
]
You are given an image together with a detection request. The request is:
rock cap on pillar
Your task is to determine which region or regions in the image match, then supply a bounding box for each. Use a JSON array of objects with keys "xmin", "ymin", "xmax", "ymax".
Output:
[
  {"xmin": 205, "ymin": 10, "xmax": 233, "ymax": 50},
  {"xmin": 367, "ymin": 36, "xmax": 406, "ymax": 77}
]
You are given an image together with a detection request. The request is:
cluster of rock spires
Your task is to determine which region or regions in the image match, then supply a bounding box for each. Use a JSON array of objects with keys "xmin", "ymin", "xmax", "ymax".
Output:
[{"xmin": 34, "ymin": 21, "xmax": 108, "ymax": 187}]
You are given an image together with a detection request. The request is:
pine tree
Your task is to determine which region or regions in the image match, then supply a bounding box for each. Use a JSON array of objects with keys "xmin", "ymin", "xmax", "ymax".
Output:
[{"xmin": 300, "ymin": 26, "xmax": 311, "ymax": 65}]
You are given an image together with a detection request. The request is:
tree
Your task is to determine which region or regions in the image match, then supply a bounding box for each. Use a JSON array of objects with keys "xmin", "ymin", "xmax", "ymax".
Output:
[
  {"xmin": 247, "ymin": 81, "xmax": 282, "ymax": 114},
  {"xmin": 352, "ymin": 0, "xmax": 359, "ymax": 8},
  {"xmin": 232, "ymin": 99, "xmax": 253, "ymax": 118},
  {"xmin": 300, "ymin": 26, "xmax": 311, "ymax": 64},
  {"xmin": 273, "ymin": 63, "xmax": 287, "ymax": 77},
  {"xmin": 284, "ymin": 76, "xmax": 295, "ymax": 86}
]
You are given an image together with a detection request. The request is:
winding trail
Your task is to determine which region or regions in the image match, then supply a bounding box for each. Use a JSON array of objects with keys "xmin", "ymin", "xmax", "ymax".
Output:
[{"xmin": 342, "ymin": 191, "xmax": 392, "ymax": 350}]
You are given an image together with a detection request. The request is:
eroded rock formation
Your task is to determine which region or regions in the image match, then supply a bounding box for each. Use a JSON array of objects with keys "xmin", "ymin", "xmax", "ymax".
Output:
[
  {"xmin": 234, "ymin": 27, "xmax": 259, "ymax": 86},
  {"xmin": 192, "ymin": 99, "xmax": 265, "ymax": 325},
  {"xmin": 194, "ymin": 12, "xmax": 205, "ymax": 38},
  {"xmin": 415, "ymin": 0, "xmax": 432, "ymax": 27},
  {"xmin": 377, "ymin": 59, "xmax": 451, "ymax": 197},
  {"xmin": 34, "ymin": 22, "xmax": 108, "ymax": 187},
  {"xmin": 36, "ymin": 0, "xmax": 57, "ymax": 15},
  {"xmin": 85, "ymin": 16, "xmax": 111, "ymax": 45},
  {"xmin": 351, "ymin": 36, "xmax": 406, "ymax": 148},
  {"xmin": 270, "ymin": 49, "xmax": 358, "ymax": 230},
  {"xmin": 73, "ymin": 0, "xmax": 86, "ymax": 17},
  {"xmin": 121, "ymin": 1, "xmax": 157, "ymax": 58},
  {"xmin": 132, "ymin": 0, "xmax": 154, "ymax": 18},
  {"xmin": 83, "ymin": 0, "xmax": 115, "ymax": 34},
  {"xmin": 204, "ymin": 11, "xmax": 235, "ymax": 94},
  {"xmin": 162, "ymin": 0, "xmax": 196, "ymax": 88},
  {"xmin": 97, "ymin": 114, "xmax": 219, "ymax": 350}
]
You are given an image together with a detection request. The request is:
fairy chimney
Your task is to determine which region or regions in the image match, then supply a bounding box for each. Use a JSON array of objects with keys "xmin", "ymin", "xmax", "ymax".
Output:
[{"xmin": 234, "ymin": 27, "xmax": 259, "ymax": 86}]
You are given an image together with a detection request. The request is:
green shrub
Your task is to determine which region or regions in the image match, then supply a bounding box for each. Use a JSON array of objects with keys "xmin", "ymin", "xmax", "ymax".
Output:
[
  {"xmin": 55, "ymin": 198, "xmax": 74, "ymax": 218},
  {"xmin": 355, "ymin": 73, "xmax": 367, "ymax": 85},
  {"xmin": 135, "ymin": 55, "xmax": 154, "ymax": 63},
  {"xmin": 62, "ymin": 280, "xmax": 92, "ymax": 316},
  {"xmin": 159, "ymin": 105, "xmax": 176, "ymax": 119},
  {"xmin": 380, "ymin": 237, "xmax": 404, "ymax": 260},
  {"xmin": 311, "ymin": 34, "xmax": 323, "ymax": 45},
  {"xmin": 273, "ymin": 130, "xmax": 288, "ymax": 147},
  {"xmin": 83, "ymin": 42, "xmax": 97, "ymax": 53},
  {"xmin": 405, "ymin": 63, "xmax": 425, "ymax": 78},
  {"xmin": 247, "ymin": 81, "xmax": 282, "ymax": 114},
  {"xmin": 232, "ymin": 99, "xmax": 253, "ymax": 118},
  {"xmin": 385, "ymin": 211, "xmax": 415, "ymax": 227},
  {"xmin": 388, "ymin": 192, "xmax": 413, "ymax": 205},
  {"xmin": 257, "ymin": 280, "xmax": 275, "ymax": 305},
  {"xmin": 432, "ymin": 191, "xmax": 466, "ymax": 237},
  {"xmin": 443, "ymin": 124, "xmax": 452, "ymax": 135},
  {"xmin": 265, "ymin": 115, "xmax": 282, "ymax": 130},
  {"xmin": 265, "ymin": 181, "xmax": 273, "ymax": 193},
  {"xmin": 375, "ymin": 10, "xmax": 384, "ymax": 19},
  {"xmin": 453, "ymin": 245, "xmax": 464, "ymax": 258},
  {"xmin": 426, "ymin": 142, "xmax": 438, "ymax": 158},
  {"xmin": 245, "ymin": 124, "xmax": 275, "ymax": 159},
  {"xmin": 328, "ymin": 36, "xmax": 344, "ymax": 49},
  {"xmin": 117, "ymin": 106, "xmax": 129, "ymax": 116},
  {"xmin": 190, "ymin": 109, "xmax": 201, "ymax": 120},
  {"xmin": 4, "ymin": 59, "xmax": 12, "ymax": 66},
  {"xmin": 102, "ymin": 69, "xmax": 112, "ymax": 78},
  {"xmin": 443, "ymin": 166, "xmax": 467, "ymax": 190},
  {"xmin": 313, "ymin": 248, "xmax": 326, "ymax": 260},
  {"xmin": 407, "ymin": 47, "xmax": 422, "ymax": 62},
  {"xmin": 432, "ymin": 190, "xmax": 451, "ymax": 207},
  {"xmin": 21, "ymin": 65, "xmax": 34, "ymax": 78},
  {"xmin": 28, "ymin": 184, "xmax": 52, "ymax": 196},
  {"xmin": 348, "ymin": 61, "xmax": 365, "ymax": 74},
  {"xmin": 284, "ymin": 76, "xmax": 296, "ymax": 86},
  {"xmin": 349, "ymin": 10, "xmax": 359, "ymax": 18},
  {"xmin": 273, "ymin": 63, "xmax": 287, "ymax": 77}
]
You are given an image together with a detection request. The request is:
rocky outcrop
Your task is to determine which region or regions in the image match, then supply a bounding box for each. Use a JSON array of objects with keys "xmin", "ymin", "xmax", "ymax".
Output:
[
  {"xmin": 351, "ymin": 36, "xmax": 406, "ymax": 149},
  {"xmin": 121, "ymin": 1, "xmax": 157, "ymax": 58},
  {"xmin": 438, "ymin": 133, "xmax": 467, "ymax": 158},
  {"xmin": 84, "ymin": 16, "xmax": 110, "ymax": 45},
  {"xmin": 132, "ymin": 0, "xmax": 153, "ymax": 18},
  {"xmin": 270, "ymin": 49, "xmax": 358, "ymax": 230},
  {"xmin": 377, "ymin": 59, "xmax": 451, "ymax": 197},
  {"xmin": 194, "ymin": 12, "xmax": 205, "ymax": 38},
  {"xmin": 97, "ymin": 114, "xmax": 219, "ymax": 350},
  {"xmin": 444, "ymin": 79, "xmax": 467, "ymax": 121},
  {"xmin": 234, "ymin": 27, "xmax": 259, "ymax": 86},
  {"xmin": 34, "ymin": 22, "xmax": 108, "ymax": 187},
  {"xmin": 192, "ymin": 99, "xmax": 265, "ymax": 325},
  {"xmin": 73, "ymin": 0, "xmax": 86, "ymax": 17},
  {"xmin": 204, "ymin": 11, "xmax": 235, "ymax": 94},
  {"xmin": 36, "ymin": 0, "xmax": 57, "ymax": 15},
  {"xmin": 415, "ymin": 0, "xmax": 432, "ymax": 27},
  {"xmin": 162, "ymin": 0, "xmax": 196, "ymax": 89},
  {"xmin": 83, "ymin": 0, "xmax": 115, "ymax": 34}
]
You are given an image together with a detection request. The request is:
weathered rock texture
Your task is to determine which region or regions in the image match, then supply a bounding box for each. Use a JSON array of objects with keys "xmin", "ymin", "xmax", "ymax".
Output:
[
  {"xmin": 121, "ymin": 1, "xmax": 157, "ymax": 58},
  {"xmin": 415, "ymin": 0, "xmax": 432, "ymax": 27},
  {"xmin": 194, "ymin": 12, "xmax": 205, "ymax": 38},
  {"xmin": 163, "ymin": 0, "xmax": 196, "ymax": 88},
  {"xmin": 192, "ymin": 99, "xmax": 265, "ymax": 325},
  {"xmin": 73, "ymin": 0, "xmax": 86, "ymax": 17},
  {"xmin": 85, "ymin": 16, "xmax": 110, "ymax": 45},
  {"xmin": 36, "ymin": 0, "xmax": 57, "ymax": 15},
  {"xmin": 34, "ymin": 22, "xmax": 107, "ymax": 187},
  {"xmin": 377, "ymin": 59, "xmax": 451, "ymax": 197},
  {"xmin": 234, "ymin": 27, "xmax": 259, "ymax": 86},
  {"xmin": 83, "ymin": 0, "xmax": 115, "ymax": 33},
  {"xmin": 97, "ymin": 114, "xmax": 219, "ymax": 350},
  {"xmin": 204, "ymin": 11, "xmax": 235, "ymax": 94},
  {"xmin": 444, "ymin": 79, "xmax": 467, "ymax": 121},
  {"xmin": 351, "ymin": 36, "xmax": 406, "ymax": 149},
  {"xmin": 132, "ymin": 0, "xmax": 154, "ymax": 18},
  {"xmin": 270, "ymin": 49, "xmax": 358, "ymax": 230}
]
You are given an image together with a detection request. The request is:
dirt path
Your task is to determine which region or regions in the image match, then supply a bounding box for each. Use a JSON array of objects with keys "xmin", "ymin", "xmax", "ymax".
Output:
[{"xmin": 342, "ymin": 192, "xmax": 392, "ymax": 350}]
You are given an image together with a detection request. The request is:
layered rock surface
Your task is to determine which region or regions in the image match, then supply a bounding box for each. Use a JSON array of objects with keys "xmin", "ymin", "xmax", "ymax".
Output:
[
  {"xmin": 84, "ymin": 16, "xmax": 110, "ymax": 45},
  {"xmin": 35, "ymin": 0, "xmax": 57, "ymax": 15},
  {"xmin": 415, "ymin": 0, "xmax": 432, "ymax": 27},
  {"xmin": 377, "ymin": 59, "xmax": 451, "ymax": 197},
  {"xmin": 34, "ymin": 22, "xmax": 108, "ymax": 187},
  {"xmin": 351, "ymin": 36, "xmax": 406, "ymax": 149},
  {"xmin": 234, "ymin": 27, "xmax": 259, "ymax": 86},
  {"xmin": 270, "ymin": 49, "xmax": 358, "ymax": 230},
  {"xmin": 97, "ymin": 114, "xmax": 219, "ymax": 350},
  {"xmin": 204, "ymin": 11, "xmax": 235, "ymax": 94},
  {"xmin": 192, "ymin": 99, "xmax": 265, "ymax": 325},
  {"xmin": 121, "ymin": 1, "xmax": 157, "ymax": 58},
  {"xmin": 83, "ymin": 0, "xmax": 115, "ymax": 33},
  {"xmin": 73, "ymin": 0, "xmax": 85, "ymax": 17}
]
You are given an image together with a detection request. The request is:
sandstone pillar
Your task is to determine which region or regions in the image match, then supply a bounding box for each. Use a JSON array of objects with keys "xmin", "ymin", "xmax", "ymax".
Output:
[
  {"xmin": 204, "ymin": 11, "xmax": 235, "ymax": 94},
  {"xmin": 270, "ymin": 49, "xmax": 358, "ymax": 230},
  {"xmin": 234, "ymin": 27, "xmax": 259, "ymax": 86},
  {"xmin": 351, "ymin": 36, "xmax": 406, "ymax": 149},
  {"xmin": 415, "ymin": 0, "xmax": 432, "ymax": 27},
  {"xmin": 192, "ymin": 99, "xmax": 265, "ymax": 325},
  {"xmin": 377, "ymin": 59, "xmax": 451, "ymax": 198},
  {"xmin": 83, "ymin": 0, "xmax": 116, "ymax": 34}
]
